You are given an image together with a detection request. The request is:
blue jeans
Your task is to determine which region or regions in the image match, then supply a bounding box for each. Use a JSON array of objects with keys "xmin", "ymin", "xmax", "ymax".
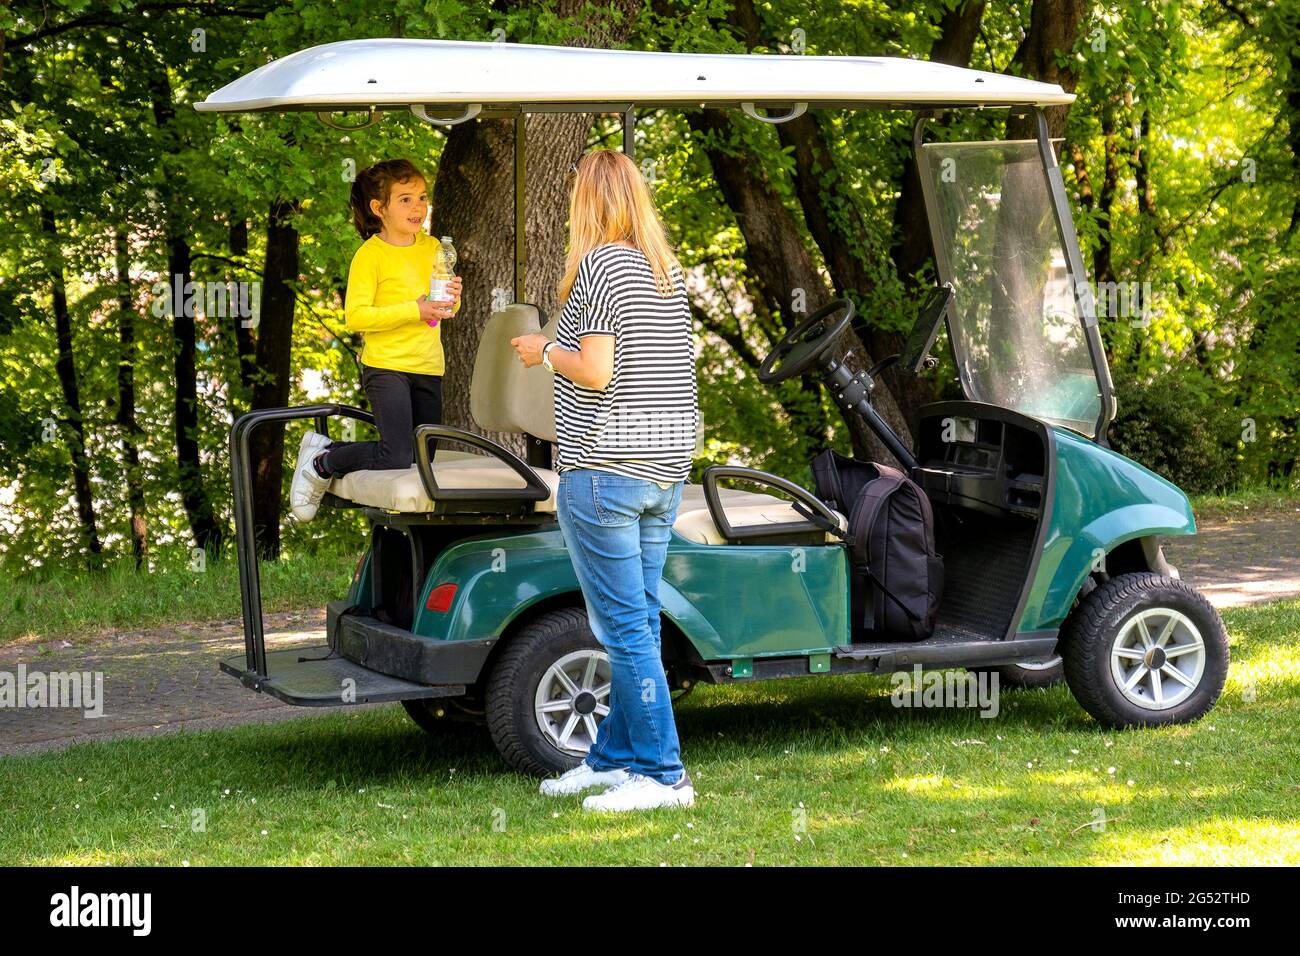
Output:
[{"xmin": 556, "ymin": 467, "xmax": 685, "ymax": 785}]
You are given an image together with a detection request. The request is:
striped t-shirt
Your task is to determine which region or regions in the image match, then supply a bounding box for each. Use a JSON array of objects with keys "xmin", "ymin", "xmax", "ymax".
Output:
[{"xmin": 553, "ymin": 244, "xmax": 698, "ymax": 485}]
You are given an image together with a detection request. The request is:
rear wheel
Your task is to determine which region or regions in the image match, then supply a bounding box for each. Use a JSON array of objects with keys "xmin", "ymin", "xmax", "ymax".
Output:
[
  {"xmin": 485, "ymin": 608, "xmax": 611, "ymax": 776},
  {"xmin": 1060, "ymin": 573, "xmax": 1228, "ymax": 728}
]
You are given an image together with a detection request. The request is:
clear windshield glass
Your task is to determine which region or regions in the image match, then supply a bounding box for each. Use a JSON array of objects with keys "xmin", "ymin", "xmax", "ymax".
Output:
[{"xmin": 920, "ymin": 140, "xmax": 1101, "ymax": 436}]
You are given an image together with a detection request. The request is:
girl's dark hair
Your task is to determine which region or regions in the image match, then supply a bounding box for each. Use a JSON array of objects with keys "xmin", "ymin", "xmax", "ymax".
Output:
[{"xmin": 350, "ymin": 159, "xmax": 426, "ymax": 239}]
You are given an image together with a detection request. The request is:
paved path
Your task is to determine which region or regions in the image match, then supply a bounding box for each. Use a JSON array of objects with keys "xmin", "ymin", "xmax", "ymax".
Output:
[{"xmin": 1, "ymin": 509, "xmax": 1295, "ymax": 757}]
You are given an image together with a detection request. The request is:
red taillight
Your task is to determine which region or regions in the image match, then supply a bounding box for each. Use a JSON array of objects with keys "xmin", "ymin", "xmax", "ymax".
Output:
[{"xmin": 425, "ymin": 583, "xmax": 457, "ymax": 613}]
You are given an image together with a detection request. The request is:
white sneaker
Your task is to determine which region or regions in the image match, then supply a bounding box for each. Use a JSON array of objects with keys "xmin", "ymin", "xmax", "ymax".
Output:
[
  {"xmin": 582, "ymin": 770, "xmax": 694, "ymax": 812},
  {"xmin": 539, "ymin": 761, "xmax": 631, "ymax": 796},
  {"xmin": 288, "ymin": 431, "xmax": 333, "ymax": 522}
]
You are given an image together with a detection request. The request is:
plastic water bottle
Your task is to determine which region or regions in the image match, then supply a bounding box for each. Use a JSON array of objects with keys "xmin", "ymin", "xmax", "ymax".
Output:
[{"xmin": 429, "ymin": 236, "xmax": 456, "ymax": 303}]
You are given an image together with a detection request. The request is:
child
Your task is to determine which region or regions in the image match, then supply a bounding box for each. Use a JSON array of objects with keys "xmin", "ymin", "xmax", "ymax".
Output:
[{"xmin": 289, "ymin": 158, "xmax": 462, "ymax": 521}]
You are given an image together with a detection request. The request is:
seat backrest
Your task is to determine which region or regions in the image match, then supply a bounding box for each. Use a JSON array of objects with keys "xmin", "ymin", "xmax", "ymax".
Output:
[
  {"xmin": 470, "ymin": 303, "xmax": 558, "ymax": 441},
  {"xmin": 469, "ymin": 301, "xmax": 704, "ymax": 455}
]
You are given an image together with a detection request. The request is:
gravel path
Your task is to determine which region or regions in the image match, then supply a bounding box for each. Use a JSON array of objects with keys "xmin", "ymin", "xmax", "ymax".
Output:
[{"xmin": 1, "ymin": 510, "xmax": 1295, "ymax": 758}]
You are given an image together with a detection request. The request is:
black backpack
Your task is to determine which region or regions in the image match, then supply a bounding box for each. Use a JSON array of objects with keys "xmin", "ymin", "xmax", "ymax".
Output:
[{"xmin": 808, "ymin": 449, "xmax": 944, "ymax": 641}]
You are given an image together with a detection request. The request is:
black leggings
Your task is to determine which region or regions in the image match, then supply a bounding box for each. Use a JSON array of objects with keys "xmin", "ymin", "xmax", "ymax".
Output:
[{"xmin": 324, "ymin": 364, "xmax": 443, "ymax": 476}]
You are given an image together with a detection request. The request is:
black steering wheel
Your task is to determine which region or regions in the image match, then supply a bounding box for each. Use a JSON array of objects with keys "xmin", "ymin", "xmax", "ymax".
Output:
[{"xmin": 756, "ymin": 299, "xmax": 856, "ymax": 384}]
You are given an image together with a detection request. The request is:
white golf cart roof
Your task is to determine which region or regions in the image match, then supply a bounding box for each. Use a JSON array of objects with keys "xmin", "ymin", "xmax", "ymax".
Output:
[{"xmin": 195, "ymin": 37, "xmax": 1075, "ymax": 115}]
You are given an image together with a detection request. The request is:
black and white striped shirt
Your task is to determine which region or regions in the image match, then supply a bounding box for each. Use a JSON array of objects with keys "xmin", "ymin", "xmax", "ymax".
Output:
[{"xmin": 553, "ymin": 244, "xmax": 698, "ymax": 485}]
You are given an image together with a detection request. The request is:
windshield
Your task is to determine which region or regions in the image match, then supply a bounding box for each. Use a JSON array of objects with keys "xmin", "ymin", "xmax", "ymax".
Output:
[{"xmin": 919, "ymin": 139, "xmax": 1102, "ymax": 436}]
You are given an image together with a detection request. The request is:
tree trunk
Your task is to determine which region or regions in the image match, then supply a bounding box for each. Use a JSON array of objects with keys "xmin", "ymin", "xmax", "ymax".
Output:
[
  {"xmin": 115, "ymin": 230, "xmax": 148, "ymax": 567},
  {"xmin": 1007, "ymin": 0, "xmax": 1086, "ymax": 141},
  {"xmin": 1094, "ymin": 99, "xmax": 1120, "ymax": 285},
  {"xmin": 685, "ymin": 107, "xmax": 912, "ymax": 466},
  {"xmin": 248, "ymin": 198, "xmax": 301, "ymax": 560},
  {"xmin": 891, "ymin": 1, "xmax": 988, "ymax": 293},
  {"xmin": 230, "ymin": 213, "xmax": 256, "ymax": 400},
  {"xmin": 428, "ymin": 0, "xmax": 641, "ymax": 450},
  {"xmin": 41, "ymin": 205, "xmax": 103, "ymax": 567},
  {"xmin": 149, "ymin": 58, "xmax": 224, "ymax": 555}
]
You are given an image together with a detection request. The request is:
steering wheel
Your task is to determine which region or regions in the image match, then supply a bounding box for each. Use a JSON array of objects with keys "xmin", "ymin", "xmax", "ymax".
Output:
[{"xmin": 756, "ymin": 299, "xmax": 856, "ymax": 384}]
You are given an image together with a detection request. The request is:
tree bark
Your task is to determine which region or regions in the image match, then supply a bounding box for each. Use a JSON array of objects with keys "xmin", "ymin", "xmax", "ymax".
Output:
[
  {"xmin": 1094, "ymin": 99, "xmax": 1120, "ymax": 285},
  {"xmin": 41, "ymin": 205, "xmax": 103, "ymax": 567},
  {"xmin": 248, "ymin": 198, "xmax": 301, "ymax": 560},
  {"xmin": 115, "ymin": 229, "xmax": 148, "ymax": 567},
  {"xmin": 229, "ymin": 213, "xmax": 256, "ymax": 399},
  {"xmin": 1007, "ymin": 0, "xmax": 1086, "ymax": 141}
]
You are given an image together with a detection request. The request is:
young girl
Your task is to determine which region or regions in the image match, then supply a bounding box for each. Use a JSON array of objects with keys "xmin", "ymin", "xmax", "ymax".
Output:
[{"xmin": 289, "ymin": 158, "xmax": 462, "ymax": 522}]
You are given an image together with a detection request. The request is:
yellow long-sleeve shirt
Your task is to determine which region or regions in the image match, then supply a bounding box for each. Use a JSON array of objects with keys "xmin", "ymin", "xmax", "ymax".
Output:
[{"xmin": 344, "ymin": 232, "xmax": 457, "ymax": 375}]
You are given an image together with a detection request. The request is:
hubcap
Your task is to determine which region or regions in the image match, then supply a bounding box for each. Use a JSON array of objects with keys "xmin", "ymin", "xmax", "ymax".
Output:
[
  {"xmin": 534, "ymin": 649, "xmax": 611, "ymax": 756},
  {"xmin": 1109, "ymin": 608, "xmax": 1206, "ymax": 711}
]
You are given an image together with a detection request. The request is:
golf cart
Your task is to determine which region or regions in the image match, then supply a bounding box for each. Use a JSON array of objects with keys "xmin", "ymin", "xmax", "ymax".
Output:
[{"xmin": 198, "ymin": 38, "xmax": 1228, "ymax": 776}]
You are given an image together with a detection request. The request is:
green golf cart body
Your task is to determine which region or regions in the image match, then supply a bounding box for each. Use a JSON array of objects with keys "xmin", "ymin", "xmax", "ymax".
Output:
[{"xmin": 201, "ymin": 38, "xmax": 1227, "ymax": 776}]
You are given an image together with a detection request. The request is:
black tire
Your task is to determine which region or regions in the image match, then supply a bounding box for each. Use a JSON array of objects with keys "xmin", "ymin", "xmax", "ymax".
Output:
[
  {"xmin": 485, "ymin": 607, "xmax": 608, "ymax": 777},
  {"xmin": 1059, "ymin": 572, "xmax": 1229, "ymax": 728},
  {"xmin": 402, "ymin": 698, "xmax": 447, "ymax": 734},
  {"xmin": 970, "ymin": 656, "xmax": 1065, "ymax": 690},
  {"xmin": 401, "ymin": 696, "xmax": 484, "ymax": 733}
]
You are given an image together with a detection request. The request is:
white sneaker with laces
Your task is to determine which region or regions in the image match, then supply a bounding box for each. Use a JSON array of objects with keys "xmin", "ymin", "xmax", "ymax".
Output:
[
  {"xmin": 289, "ymin": 431, "xmax": 333, "ymax": 523},
  {"xmin": 539, "ymin": 761, "xmax": 631, "ymax": 796},
  {"xmin": 582, "ymin": 770, "xmax": 694, "ymax": 812}
]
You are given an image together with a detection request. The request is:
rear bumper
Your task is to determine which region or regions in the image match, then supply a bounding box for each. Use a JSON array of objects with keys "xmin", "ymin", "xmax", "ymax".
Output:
[{"xmin": 327, "ymin": 601, "xmax": 494, "ymax": 686}]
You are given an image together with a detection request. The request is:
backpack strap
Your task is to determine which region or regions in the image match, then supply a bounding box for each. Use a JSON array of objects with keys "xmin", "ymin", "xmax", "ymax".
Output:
[
  {"xmin": 860, "ymin": 565, "xmax": 923, "ymax": 622},
  {"xmin": 791, "ymin": 500, "xmax": 851, "ymax": 543}
]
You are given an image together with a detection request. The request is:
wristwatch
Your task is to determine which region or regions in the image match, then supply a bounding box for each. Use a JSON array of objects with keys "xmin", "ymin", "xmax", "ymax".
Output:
[{"xmin": 541, "ymin": 341, "xmax": 557, "ymax": 372}]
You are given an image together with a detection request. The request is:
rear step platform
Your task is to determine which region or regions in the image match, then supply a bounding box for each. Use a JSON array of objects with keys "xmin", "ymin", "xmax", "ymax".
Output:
[{"xmin": 219, "ymin": 645, "xmax": 464, "ymax": 706}]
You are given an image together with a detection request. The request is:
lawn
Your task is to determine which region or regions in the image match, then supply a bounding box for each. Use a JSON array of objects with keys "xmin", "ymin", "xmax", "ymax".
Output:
[
  {"xmin": 0, "ymin": 552, "xmax": 357, "ymax": 646},
  {"xmin": 1, "ymin": 600, "xmax": 1296, "ymax": 866}
]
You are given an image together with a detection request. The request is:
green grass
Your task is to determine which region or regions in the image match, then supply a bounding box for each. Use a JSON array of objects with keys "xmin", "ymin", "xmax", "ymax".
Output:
[
  {"xmin": 1190, "ymin": 482, "xmax": 1300, "ymax": 522},
  {"xmin": 2, "ymin": 600, "xmax": 1297, "ymax": 866},
  {"xmin": 0, "ymin": 552, "xmax": 357, "ymax": 646}
]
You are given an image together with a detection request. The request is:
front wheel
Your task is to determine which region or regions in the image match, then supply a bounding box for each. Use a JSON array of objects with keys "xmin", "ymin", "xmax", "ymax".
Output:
[{"xmin": 1060, "ymin": 573, "xmax": 1228, "ymax": 728}]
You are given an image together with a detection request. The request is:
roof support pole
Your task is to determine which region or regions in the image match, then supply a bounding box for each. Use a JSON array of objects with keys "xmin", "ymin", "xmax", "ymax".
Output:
[
  {"xmin": 622, "ymin": 106, "xmax": 635, "ymax": 158},
  {"xmin": 514, "ymin": 113, "xmax": 526, "ymax": 303}
]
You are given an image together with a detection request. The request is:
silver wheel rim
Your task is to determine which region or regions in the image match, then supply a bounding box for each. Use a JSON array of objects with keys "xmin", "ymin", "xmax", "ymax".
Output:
[
  {"xmin": 1016, "ymin": 655, "xmax": 1062, "ymax": 672},
  {"xmin": 534, "ymin": 649, "xmax": 610, "ymax": 756},
  {"xmin": 1109, "ymin": 607, "xmax": 1206, "ymax": 711}
]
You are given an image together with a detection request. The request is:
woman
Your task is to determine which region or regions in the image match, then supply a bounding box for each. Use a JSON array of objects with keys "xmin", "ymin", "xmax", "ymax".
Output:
[{"xmin": 511, "ymin": 150, "xmax": 698, "ymax": 812}]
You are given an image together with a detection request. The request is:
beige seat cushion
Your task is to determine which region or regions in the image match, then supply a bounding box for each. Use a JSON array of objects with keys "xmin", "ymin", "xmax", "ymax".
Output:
[
  {"xmin": 330, "ymin": 455, "xmax": 841, "ymax": 542},
  {"xmin": 672, "ymin": 495, "xmax": 848, "ymax": 545},
  {"xmin": 330, "ymin": 452, "xmax": 559, "ymax": 514}
]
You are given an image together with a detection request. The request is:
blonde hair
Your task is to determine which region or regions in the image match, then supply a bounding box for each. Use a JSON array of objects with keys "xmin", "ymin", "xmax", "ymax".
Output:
[{"xmin": 558, "ymin": 149, "xmax": 681, "ymax": 301}]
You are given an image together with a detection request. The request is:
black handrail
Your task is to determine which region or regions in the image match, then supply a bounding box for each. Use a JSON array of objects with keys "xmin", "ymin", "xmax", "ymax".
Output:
[
  {"xmin": 230, "ymin": 404, "xmax": 375, "ymax": 678},
  {"xmin": 413, "ymin": 424, "xmax": 550, "ymax": 503},
  {"xmin": 700, "ymin": 465, "xmax": 844, "ymax": 542}
]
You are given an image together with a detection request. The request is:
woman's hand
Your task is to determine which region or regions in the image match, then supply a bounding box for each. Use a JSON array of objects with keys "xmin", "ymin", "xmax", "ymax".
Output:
[{"xmin": 510, "ymin": 332, "xmax": 549, "ymax": 368}]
